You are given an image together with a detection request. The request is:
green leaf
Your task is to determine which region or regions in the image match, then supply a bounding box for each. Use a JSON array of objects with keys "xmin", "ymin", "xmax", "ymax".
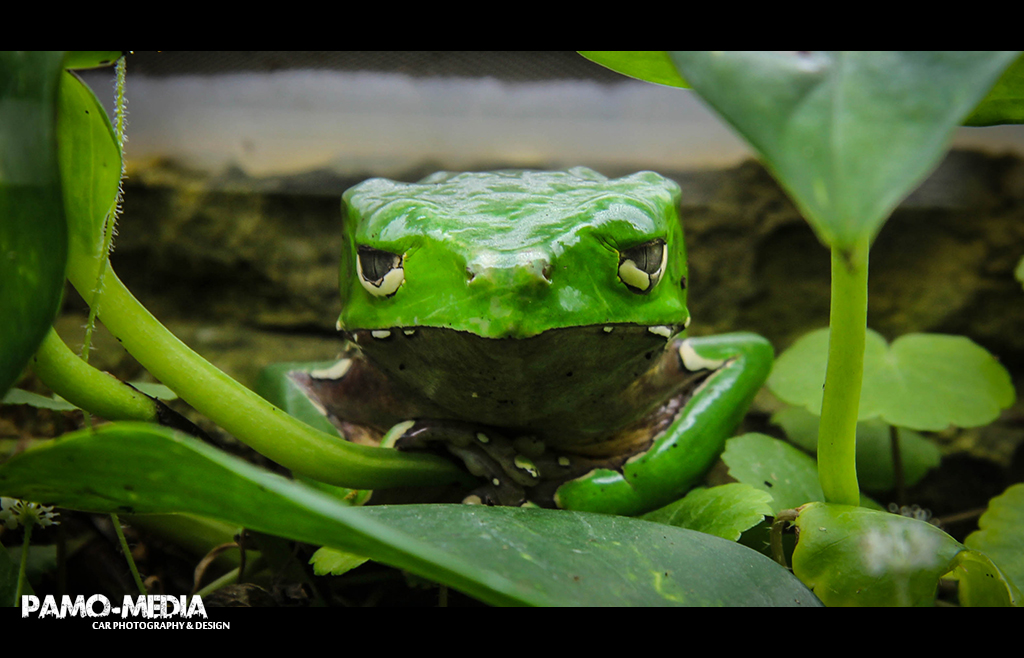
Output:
[
  {"xmin": 946, "ymin": 548, "xmax": 1021, "ymax": 607},
  {"xmin": 769, "ymin": 328, "xmax": 1015, "ymax": 431},
  {"xmin": 963, "ymin": 53, "xmax": 1024, "ymax": 126},
  {"xmin": 57, "ymin": 68, "xmax": 122, "ymax": 288},
  {"xmin": 965, "ymin": 483, "xmax": 1024, "ymax": 595},
  {"xmin": 255, "ymin": 362, "xmax": 344, "ymax": 438},
  {"xmin": 1, "ymin": 388, "xmax": 78, "ymax": 411},
  {"xmin": 641, "ymin": 482, "xmax": 773, "ymax": 541},
  {"xmin": 771, "ymin": 407, "xmax": 941, "ymax": 492},
  {"xmin": 577, "ymin": 51, "xmax": 689, "ymax": 88},
  {"xmin": 127, "ymin": 381, "xmax": 177, "ymax": 401},
  {"xmin": 63, "ymin": 52, "xmax": 121, "ymax": 71},
  {"xmin": 721, "ymin": 433, "xmax": 824, "ymax": 515},
  {"xmin": 0, "ymin": 423, "xmax": 820, "ymax": 606},
  {"xmin": 792, "ymin": 502, "xmax": 965, "ymax": 606},
  {"xmin": 0, "ymin": 51, "xmax": 69, "ymax": 397},
  {"xmin": 669, "ymin": 51, "xmax": 1018, "ymax": 249},
  {"xmin": 310, "ymin": 546, "xmax": 369, "ymax": 576}
]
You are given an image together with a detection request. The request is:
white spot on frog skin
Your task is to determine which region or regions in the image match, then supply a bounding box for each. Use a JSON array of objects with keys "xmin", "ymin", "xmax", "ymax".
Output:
[
  {"xmin": 514, "ymin": 455, "xmax": 539, "ymax": 478},
  {"xmin": 492, "ymin": 478, "xmax": 501, "ymax": 486},
  {"xmin": 648, "ymin": 325, "xmax": 673, "ymax": 338},
  {"xmin": 603, "ymin": 326, "xmax": 614, "ymax": 333},
  {"xmin": 462, "ymin": 494, "xmax": 483, "ymax": 505},
  {"xmin": 403, "ymin": 329, "xmax": 415, "ymax": 336},
  {"xmin": 476, "ymin": 432, "xmax": 490, "ymax": 444},
  {"xmin": 557, "ymin": 456, "xmax": 571, "ymax": 467},
  {"xmin": 371, "ymin": 330, "xmax": 391, "ymax": 339},
  {"xmin": 679, "ymin": 339, "xmax": 725, "ymax": 372},
  {"xmin": 380, "ymin": 420, "xmax": 416, "ymax": 449},
  {"xmin": 309, "ymin": 359, "xmax": 352, "ymax": 381}
]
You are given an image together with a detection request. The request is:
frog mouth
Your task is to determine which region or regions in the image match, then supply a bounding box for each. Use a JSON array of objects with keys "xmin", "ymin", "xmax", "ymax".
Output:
[{"xmin": 341, "ymin": 323, "xmax": 687, "ymax": 437}]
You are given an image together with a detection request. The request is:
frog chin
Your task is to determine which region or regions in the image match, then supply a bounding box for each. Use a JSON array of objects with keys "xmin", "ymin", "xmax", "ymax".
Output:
[{"xmin": 342, "ymin": 323, "xmax": 687, "ymax": 441}]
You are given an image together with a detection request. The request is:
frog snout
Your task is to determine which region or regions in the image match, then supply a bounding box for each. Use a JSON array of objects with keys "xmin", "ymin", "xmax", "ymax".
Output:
[{"xmin": 466, "ymin": 252, "xmax": 552, "ymax": 288}]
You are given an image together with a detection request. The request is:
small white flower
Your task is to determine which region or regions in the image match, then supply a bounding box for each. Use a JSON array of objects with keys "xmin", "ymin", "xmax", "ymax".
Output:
[{"xmin": 0, "ymin": 497, "xmax": 60, "ymax": 530}]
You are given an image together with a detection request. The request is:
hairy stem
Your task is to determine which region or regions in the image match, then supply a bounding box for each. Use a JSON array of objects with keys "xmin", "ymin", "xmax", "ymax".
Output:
[
  {"xmin": 817, "ymin": 239, "xmax": 869, "ymax": 505},
  {"xmin": 66, "ymin": 268, "xmax": 468, "ymax": 490}
]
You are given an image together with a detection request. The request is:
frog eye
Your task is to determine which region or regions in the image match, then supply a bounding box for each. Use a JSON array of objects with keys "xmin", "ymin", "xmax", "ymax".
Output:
[
  {"xmin": 357, "ymin": 246, "xmax": 404, "ymax": 297},
  {"xmin": 617, "ymin": 239, "xmax": 666, "ymax": 293}
]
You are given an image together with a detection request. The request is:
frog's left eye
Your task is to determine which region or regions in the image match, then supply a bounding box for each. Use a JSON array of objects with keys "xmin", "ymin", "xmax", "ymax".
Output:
[
  {"xmin": 357, "ymin": 246, "xmax": 404, "ymax": 297},
  {"xmin": 617, "ymin": 239, "xmax": 666, "ymax": 293}
]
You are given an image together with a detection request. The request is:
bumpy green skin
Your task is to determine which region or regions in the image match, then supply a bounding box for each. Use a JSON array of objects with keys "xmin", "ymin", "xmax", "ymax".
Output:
[
  {"xmin": 339, "ymin": 167, "xmax": 689, "ymax": 338},
  {"xmin": 276, "ymin": 168, "xmax": 773, "ymax": 515}
]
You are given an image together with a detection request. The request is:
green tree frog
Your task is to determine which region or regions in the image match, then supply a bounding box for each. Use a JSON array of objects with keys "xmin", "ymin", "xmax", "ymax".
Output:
[{"xmin": 283, "ymin": 167, "xmax": 772, "ymax": 516}]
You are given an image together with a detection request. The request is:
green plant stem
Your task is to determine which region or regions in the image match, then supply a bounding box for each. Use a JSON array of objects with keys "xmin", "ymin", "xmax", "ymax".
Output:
[
  {"xmin": 31, "ymin": 327, "xmax": 158, "ymax": 422},
  {"xmin": 15, "ymin": 522, "xmax": 33, "ymax": 604},
  {"xmin": 66, "ymin": 268, "xmax": 469, "ymax": 490},
  {"xmin": 111, "ymin": 513, "xmax": 147, "ymax": 595},
  {"xmin": 817, "ymin": 239, "xmax": 869, "ymax": 506}
]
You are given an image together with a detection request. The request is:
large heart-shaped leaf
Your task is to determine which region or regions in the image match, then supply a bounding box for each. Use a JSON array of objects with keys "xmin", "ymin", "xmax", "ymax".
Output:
[
  {"xmin": 769, "ymin": 328, "xmax": 1015, "ymax": 431},
  {"xmin": 669, "ymin": 51, "xmax": 1018, "ymax": 249},
  {"xmin": 0, "ymin": 51, "xmax": 69, "ymax": 396},
  {"xmin": 0, "ymin": 423, "xmax": 820, "ymax": 606}
]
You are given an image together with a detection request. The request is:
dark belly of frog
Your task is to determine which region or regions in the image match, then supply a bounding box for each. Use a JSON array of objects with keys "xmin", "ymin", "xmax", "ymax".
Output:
[{"xmin": 291, "ymin": 324, "xmax": 713, "ymax": 507}]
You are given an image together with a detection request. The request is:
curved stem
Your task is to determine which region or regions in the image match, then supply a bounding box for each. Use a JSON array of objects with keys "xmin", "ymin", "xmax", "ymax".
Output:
[
  {"xmin": 66, "ymin": 268, "xmax": 468, "ymax": 490},
  {"xmin": 817, "ymin": 240, "xmax": 869, "ymax": 506},
  {"xmin": 32, "ymin": 327, "xmax": 158, "ymax": 422}
]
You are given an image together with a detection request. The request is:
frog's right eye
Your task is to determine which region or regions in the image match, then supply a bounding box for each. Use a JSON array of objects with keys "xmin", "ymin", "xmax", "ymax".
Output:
[{"xmin": 357, "ymin": 246, "xmax": 404, "ymax": 297}]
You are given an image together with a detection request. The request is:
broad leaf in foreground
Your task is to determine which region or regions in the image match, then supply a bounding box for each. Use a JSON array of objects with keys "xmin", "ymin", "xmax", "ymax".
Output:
[{"xmin": 0, "ymin": 423, "xmax": 820, "ymax": 606}]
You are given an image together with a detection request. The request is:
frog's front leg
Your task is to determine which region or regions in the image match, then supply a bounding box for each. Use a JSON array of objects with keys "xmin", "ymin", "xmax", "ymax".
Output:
[{"xmin": 553, "ymin": 332, "xmax": 773, "ymax": 516}]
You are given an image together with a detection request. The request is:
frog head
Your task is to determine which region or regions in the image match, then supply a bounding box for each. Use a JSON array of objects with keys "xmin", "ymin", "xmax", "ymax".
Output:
[
  {"xmin": 338, "ymin": 167, "xmax": 688, "ymax": 339},
  {"xmin": 335, "ymin": 168, "xmax": 690, "ymax": 439}
]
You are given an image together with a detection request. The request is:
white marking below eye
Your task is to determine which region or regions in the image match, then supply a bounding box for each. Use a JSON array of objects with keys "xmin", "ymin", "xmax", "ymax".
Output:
[
  {"xmin": 684, "ymin": 316, "xmax": 691, "ymax": 329},
  {"xmin": 357, "ymin": 256, "xmax": 405, "ymax": 297},
  {"xmin": 679, "ymin": 339, "xmax": 726, "ymax": 372},
  {"xmin": 309, "ymin": 359, "xmax": 352, "ymax": 381},
  {"xmin": 648, "ymin": 325, "xmax": 673, "ymax": 338},
  {"xmin": 371, "ymin": 330, "xmax": 391, "ymax": 339},
  {"xmin": 335, "ymin": 317, "xmax": 344, "ymax": 331},
  {"xmin": 618, "ymin": 259, "xmax": 651, "ymax": 291},
  {"xmin": 403, "ymin": 329, "xmax": 416, "ymax": 336},
  {"xmin": 603, "ymin": 326, "xmax": 614, "ymax": 333}
]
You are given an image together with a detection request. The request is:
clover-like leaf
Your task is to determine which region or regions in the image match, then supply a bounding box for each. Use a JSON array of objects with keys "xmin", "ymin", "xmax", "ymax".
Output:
[
  {"xmin": 641, "ymin": 483, "xmax": 773, "ymax": 541},
  {"xmin": 792, "ymin": 502, "xmax": 965, "ymax": 606},
  {"xmin": 721, "ymin": 433, "xmax": 824, "ymax": 515},
  {"xmin": 771, "ymin": 407, "xmax": 940, "ymax": 492},
  {"xmin": 310, "ymin": 547, "xmax": 369, "ymax": 577},
  {"xmin": 965, "ymin": 483, "xmax": 1024, "ymax": 596},
  {"xmin": 769, "ymin": 328, "xmax": 1014, "ymax": 431},
  {"xmin": 669, "ymin": 51, "xmax": 1018, "ymax": 249}
]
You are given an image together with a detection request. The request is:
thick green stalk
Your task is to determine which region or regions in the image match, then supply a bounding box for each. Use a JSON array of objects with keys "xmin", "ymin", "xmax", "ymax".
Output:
[
  {"xmin": 65, "ymin": 268, "xmax": 468, "ymax": 490},
  {"xmin": 32, "ymin": 327, "xmax": 158, "ymax": 422},
  {"xmin": 817, "ymin": 239, "xmax": 869, "ymax": 505}
]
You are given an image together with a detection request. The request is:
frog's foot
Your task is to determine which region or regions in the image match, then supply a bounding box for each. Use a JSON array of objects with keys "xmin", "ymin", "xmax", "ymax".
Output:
[{"xmin": 392, "ymin": 420, "xmax": 612, "ymax": 508}]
